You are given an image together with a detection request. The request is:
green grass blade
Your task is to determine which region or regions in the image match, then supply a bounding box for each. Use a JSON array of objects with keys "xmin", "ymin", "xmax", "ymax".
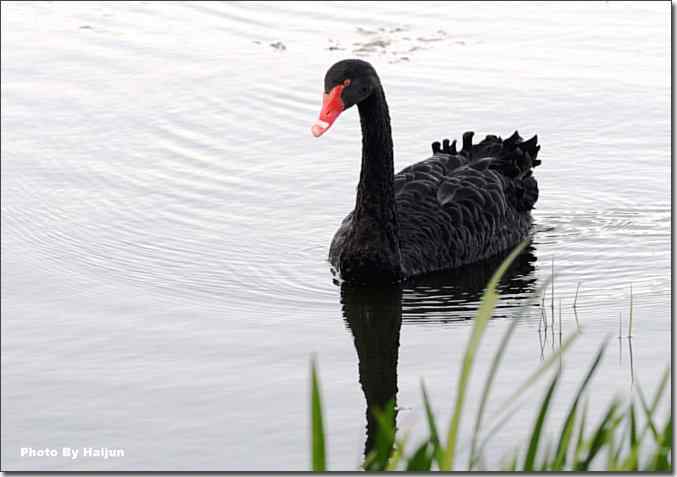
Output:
[
  {"xmin": 523, "ymin": 369, "xmax": 561, "ymax": 471},
  {"xmin": 630, "ymin": 403, "xmax": 637, "ymax": 447},
  {"xmin": 539, "ymin": 440, "xmax": 553, "ymax": 471},
  {"xmin": 507, "ymin": 450, "xmax": 519, "ymax": 471},
  {"xmin": 387, "ymin": 432, "xmax": 411, "ymax": 471},
  {"xmin": 649, "ymin": 367, "xmax": 670, "ymax": 414},
  {"xmin": 649, "ymin": 415, "xmax": 672, "ymax": 470},
  {"xmin": 366, "ymin": 400, "xmax": 397, "ymax": 471},
  {"xmin": 472, "ymin": 332, "xmax": 580, "ymax": 461},
  {"xmin": 636, "ymin": 382, "xmax": 659, "ymax": 441},
  {"xmin": 629, "ymin": 400, "xmax": 637, "ymax": 448},
  {"xmin": 610, "ymin": 408, "xmax": 629, "ymax": 466},
  {"xmin": 310, "ymin": 357, "xmax": 326, "ymax": 472},
  {"xmin": 441, "ymin": 241, "xmax": 528, "ymax": 470},
  {"xmin": 576, "ymin": 400, "xmax": 620, "ymax": 470},
  {"xmin": 636, "ymin": 367, "xmax": 670, "ymax": 443},
  {"xmin": 574, "ymin": 397, "xmax": 589, "ymax": 464},
  {"xmin": 405, "ymin": 441, "xmax": 433, "ymax": 471},
  {"xmin": 421, "ymin": 380, "xmax": 443, "ymax": 468},
  {"xmin": 475, "ymin": 394, "xmax": 529, "ymax": 460},
  {"xmin": 494, "ymin": 331, "xmax": 580, "ymax": 420},
  {"xmin": 605, "ymin": 412, "xmax": 625, "ymax": 470},
  {"xmin": 621, "ymin": 401, "xmax": 639, "ymax": 470},
  {"xmin": 483, "ymin": 330, "xmax": 580, "ymax": 435},
  {"xmin": 607, "ymin": 428, "xmax": 616, "ymax": 470},
  {"xmin": 362, "ymin": 450, "xmax": 377, "ymax": 471},
  {"xmin": 552, "ymin": 339, "xmax": 610, "ymax": 469},
  {"xmin": 636, "ymin": 367, "xmax": 671, "ymax": 469},
  {"xmin": 469, "ymin": 276, "xmax": 554, "ymax": 470}
]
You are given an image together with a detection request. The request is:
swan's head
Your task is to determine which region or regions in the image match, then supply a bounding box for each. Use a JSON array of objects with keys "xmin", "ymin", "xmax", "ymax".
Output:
[{"xmin": 311, "ymin": 59, "xmax": 380, "ymax": 137}]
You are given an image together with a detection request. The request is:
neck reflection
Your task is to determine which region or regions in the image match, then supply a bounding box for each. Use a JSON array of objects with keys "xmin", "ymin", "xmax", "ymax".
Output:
[
  {"xmin": 341, "ymin": 282, "xmax": 402, "ymax": 457},
  {"xmin": 340, "ymin": 245, "xmax": 538, "ymax": 459}
]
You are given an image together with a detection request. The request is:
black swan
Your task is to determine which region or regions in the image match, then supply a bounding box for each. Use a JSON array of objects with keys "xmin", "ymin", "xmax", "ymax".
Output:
[{"xmin": 312, "ymin": 59, "xmax": 541, "ymax": 284}]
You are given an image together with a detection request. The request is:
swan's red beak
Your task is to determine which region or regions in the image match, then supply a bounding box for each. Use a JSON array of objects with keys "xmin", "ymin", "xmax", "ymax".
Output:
[{"xmin": 311, "ymin": 84, "xmax": 345, "ymax": 137}]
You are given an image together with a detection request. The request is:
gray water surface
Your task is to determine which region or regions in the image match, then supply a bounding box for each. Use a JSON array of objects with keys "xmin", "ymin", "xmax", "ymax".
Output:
[{"xmin": 1, "ymin": 1, "xmax": 670, "ymax": 470}]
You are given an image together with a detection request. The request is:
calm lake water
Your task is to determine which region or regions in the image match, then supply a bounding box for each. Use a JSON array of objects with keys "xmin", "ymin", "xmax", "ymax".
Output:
[{"xmin": 1, "ymin": 1, "xmax": 670, "ymax": 471}]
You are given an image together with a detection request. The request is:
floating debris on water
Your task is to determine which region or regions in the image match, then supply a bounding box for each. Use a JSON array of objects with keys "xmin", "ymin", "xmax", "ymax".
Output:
[
  {"xmin": 356, "ymin": 26, "xmax": 378, "ymax": 35},
  {"xmin": 354, "ymin": 39, "xmax": 391, "ymax": 53},
  {"xmin": 388, "ymin": 56, "xmax": 410, "ymax": 64},
  {"xmin": 346, "ymin": 25, "xmax": 464, "ymax": 60},
  {"xmin": 326, "ymin": 39, "xmax": 345, "ymax": 51},
  {"xmin": 417, "ymin": 35, "xmax": 445, "ymax": 43}
]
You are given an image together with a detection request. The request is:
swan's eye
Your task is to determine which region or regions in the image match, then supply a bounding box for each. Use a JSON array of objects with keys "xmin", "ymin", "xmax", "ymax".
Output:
[{"xmin": 343, "ymin": 79, "xmax": 351, "ymax": 87}]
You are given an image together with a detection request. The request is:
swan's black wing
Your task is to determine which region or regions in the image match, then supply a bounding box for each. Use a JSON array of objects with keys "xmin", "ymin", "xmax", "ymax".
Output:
[{"xmin": 394, "ymin": 131, "xmax": 540, "ymax": 276}]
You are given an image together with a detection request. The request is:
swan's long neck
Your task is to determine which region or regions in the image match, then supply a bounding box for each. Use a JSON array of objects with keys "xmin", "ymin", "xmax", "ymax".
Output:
[
  {"xmin": 355, "ymin": 87, "xmax": 396, "ymax": 226},
  {"xmin": 340, "ymin": 85, "xmax": 400, "ymax": 282}
]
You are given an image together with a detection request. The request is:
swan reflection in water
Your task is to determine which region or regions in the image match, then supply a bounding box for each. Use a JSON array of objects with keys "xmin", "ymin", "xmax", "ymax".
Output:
[{"xmin": 340, "ymin": 244, "xmax": 538, "ymax": 458}]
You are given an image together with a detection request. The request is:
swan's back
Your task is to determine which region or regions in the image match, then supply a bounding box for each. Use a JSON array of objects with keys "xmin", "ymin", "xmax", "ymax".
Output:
[{"xmin": 394, "ymin": 131, "xmax": 541, "ymax": 276}]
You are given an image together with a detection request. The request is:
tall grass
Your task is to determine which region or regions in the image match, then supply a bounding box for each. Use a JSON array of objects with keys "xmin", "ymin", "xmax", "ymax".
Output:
[
  {"xmin": 310, "ymin": 355, "xmax": 326, "ymax": 471},
  {"xmin": 309, "ymin": 243, "xmax": 671, "ymax": 471}
]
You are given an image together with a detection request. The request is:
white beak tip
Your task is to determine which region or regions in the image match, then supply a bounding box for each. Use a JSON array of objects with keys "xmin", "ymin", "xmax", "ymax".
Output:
[{"xmin": 311, "ymin": 121, "xmax": 327, "ymax": 137}]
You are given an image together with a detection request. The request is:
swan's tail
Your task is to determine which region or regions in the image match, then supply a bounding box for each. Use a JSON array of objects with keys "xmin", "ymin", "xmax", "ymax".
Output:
[
  {"xmin": 432, "ymin": 130, "xmax": 541, "ymax": 178},
  {"xmin": 431, "ymin": 131, "xmax": 541, "ymax": 211}
]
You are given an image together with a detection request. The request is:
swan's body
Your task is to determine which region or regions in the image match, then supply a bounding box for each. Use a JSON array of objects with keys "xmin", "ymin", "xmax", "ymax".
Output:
[
  {"xmin": 330, "ymin": 131, "xmax": 540, "ymax": 280},
  {"xmin": 313, "ymin": 59, "xmax": 541, "ymax": 284}
]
